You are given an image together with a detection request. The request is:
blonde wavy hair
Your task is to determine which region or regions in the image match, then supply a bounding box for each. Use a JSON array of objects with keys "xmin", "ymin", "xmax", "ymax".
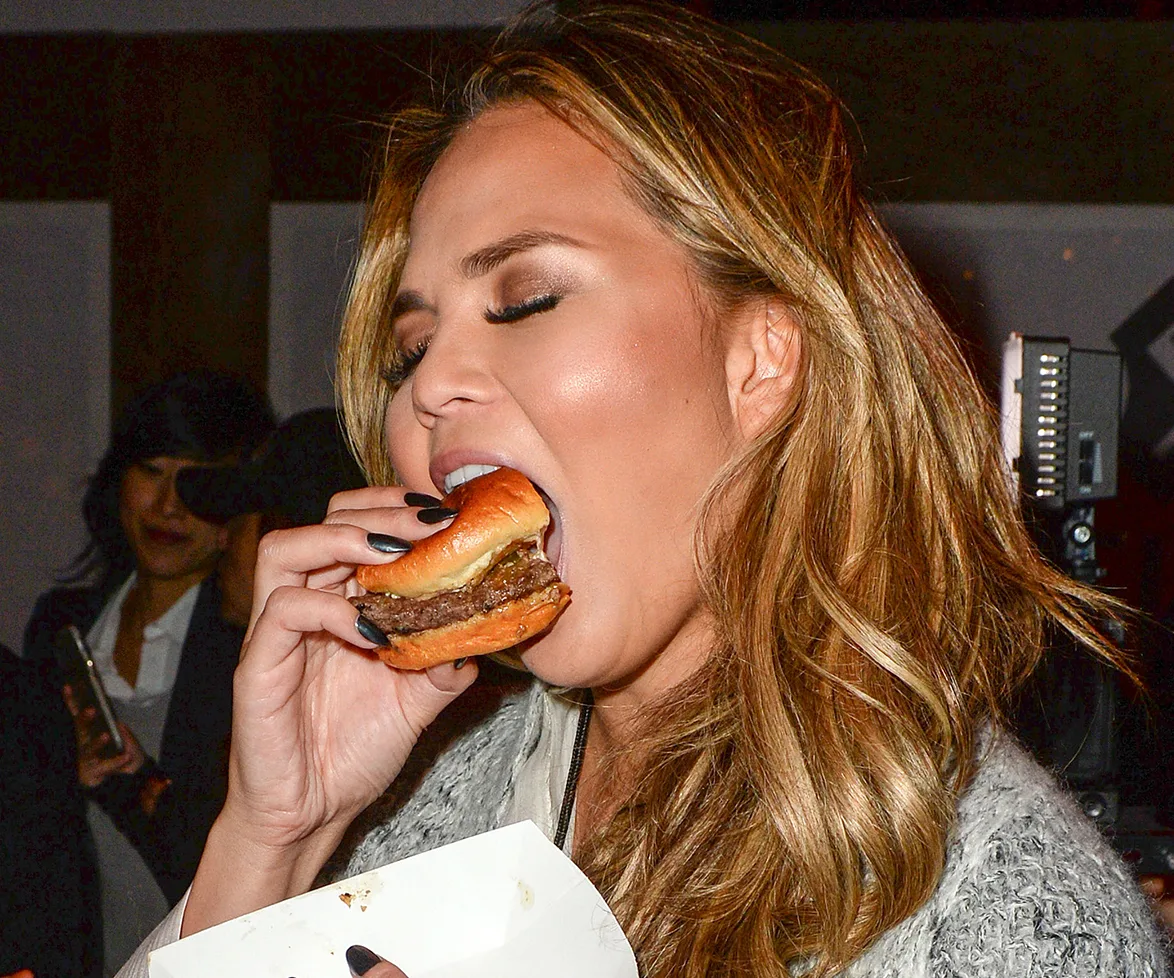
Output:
[{"xmin": 336, "ymin": 3, "xmax": 1129, "ymax": 975}]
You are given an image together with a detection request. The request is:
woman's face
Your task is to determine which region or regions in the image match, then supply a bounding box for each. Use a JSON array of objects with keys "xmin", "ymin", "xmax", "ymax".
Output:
[
  {"xmin": 119, "ymin": 456, "xmax": 227, "ymax": 585},
  {"xmin": 386, "ymin": 103, "xmax": 740, "ymax": 699}
]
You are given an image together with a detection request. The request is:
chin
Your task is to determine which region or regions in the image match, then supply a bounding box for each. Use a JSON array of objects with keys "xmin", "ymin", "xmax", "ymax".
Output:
[{"xmin": 516, "ymin": 628, "xmax": 615, "ymax": 691}]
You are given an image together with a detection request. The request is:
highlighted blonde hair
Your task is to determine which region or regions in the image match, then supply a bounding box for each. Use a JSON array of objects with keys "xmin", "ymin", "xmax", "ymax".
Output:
[{"xmin": 337, "ymin": 3, "xmax": 1129, "ymax": 975}]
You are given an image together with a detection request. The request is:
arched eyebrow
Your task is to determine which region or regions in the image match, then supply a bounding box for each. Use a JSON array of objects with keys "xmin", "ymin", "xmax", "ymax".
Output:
[
  {"xmin": 459, "ymin": 229, "xmax": 583, "ymax": 278},
  {"xmin": 390, "ymin": 230, "xmax": 583, "ymax": 328}
]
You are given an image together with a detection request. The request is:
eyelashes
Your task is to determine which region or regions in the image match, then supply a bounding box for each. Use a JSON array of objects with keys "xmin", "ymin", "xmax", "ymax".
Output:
[
  {"xmin": 381, "ymin": 341, "xmax": 429, "ymax": 387},
  {"xmin": 484, "ymin": 292, "xmax": 560, "ymax": 324},
  {"xmin": 382, "ymin": 293, "xmax": 561, "ymax": 385}
]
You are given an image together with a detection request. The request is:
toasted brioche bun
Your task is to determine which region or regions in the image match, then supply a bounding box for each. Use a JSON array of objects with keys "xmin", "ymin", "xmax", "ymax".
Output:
[
  {"xmin": 357, "ymin": 467, "xmax": 550, "ymax": 599},
  {"xmin": 372, "ymin": 581, "xmax": 571, "ymax": 670}
]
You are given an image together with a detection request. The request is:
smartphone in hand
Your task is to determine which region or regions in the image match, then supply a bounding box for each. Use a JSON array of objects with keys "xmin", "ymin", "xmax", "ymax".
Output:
[{"xmin": 53, "ymin": 624, "xmax": 125, "ymax": 758}]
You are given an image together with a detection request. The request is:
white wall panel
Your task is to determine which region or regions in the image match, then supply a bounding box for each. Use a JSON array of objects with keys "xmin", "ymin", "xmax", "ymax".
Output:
[
  {"xmin": 268, "ymin": 202, "xmax": 365, "ymax": 420},
  {"xmin": 0, "ymin": 202, "xmax": 110, "ymax": 653}
]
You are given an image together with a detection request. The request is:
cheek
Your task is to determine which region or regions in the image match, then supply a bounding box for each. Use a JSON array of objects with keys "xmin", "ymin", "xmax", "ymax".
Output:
[
  {"xmin": 118, "ymin": 478, "xmax": 146, "ymax": 527},
  {"xmin": 189, "ymin": 521, "xmax": 226, "ymax": 556},
  {"xmin": 386, "ymin": 388, "xmax": 431, "ymax": 484},
  {"xmin": 533, "ymin": 312, "xmax": 719, "ymax": 446}
]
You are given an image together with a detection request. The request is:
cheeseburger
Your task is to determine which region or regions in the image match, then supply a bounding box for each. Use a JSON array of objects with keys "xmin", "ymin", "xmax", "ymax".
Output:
[{"xmin": 350, "ymin": 466, "xmax": 570, "ymax": 670}]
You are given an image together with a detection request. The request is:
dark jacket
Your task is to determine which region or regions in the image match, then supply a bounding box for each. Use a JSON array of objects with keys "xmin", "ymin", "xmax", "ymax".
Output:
[
  {"xmin": 0, "ymin": 643, "xmax": 102, "ymax": 978},
  {"xmin": 22, "ymin": 574, "xmax": 243, "ymax": 905}
]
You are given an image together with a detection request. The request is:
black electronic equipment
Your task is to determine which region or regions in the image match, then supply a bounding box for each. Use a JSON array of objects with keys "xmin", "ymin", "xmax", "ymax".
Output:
[
  {"xmin": 1001, "ymin": 333, "xmax": 1174, "ymax": 876},
  {"xmin": 53, "ymin": 624, "xmax": 125, "ymax": 759}
]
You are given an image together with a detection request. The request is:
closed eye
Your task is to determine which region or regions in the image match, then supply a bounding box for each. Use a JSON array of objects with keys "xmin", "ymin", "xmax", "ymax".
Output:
[
  {"xmin": 485, "ymin": 293, "xmax": 560, "ymax": 325},
  {"xmin": 381, "ymin": 339, "xmax": 430, "ymax": 387}
]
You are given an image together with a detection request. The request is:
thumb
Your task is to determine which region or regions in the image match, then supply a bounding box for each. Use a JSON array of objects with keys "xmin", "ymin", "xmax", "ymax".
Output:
[
  {"xmin": 346, "ymin": 945, "xmax": 409, "ymax": 978},
  {"xmin": 425, "ymin": 656, "xmax": 480, "ymax": 695}
]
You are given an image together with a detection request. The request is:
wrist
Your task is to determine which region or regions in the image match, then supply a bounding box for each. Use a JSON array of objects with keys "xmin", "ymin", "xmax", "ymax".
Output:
[{"xmin": 181, "ymin": 808, "xmax": 348, "ymax": 937}]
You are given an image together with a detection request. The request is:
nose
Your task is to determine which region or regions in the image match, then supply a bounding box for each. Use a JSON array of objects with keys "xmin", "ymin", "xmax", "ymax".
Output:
[
  {"xmin": 159, "ymin": 470, "xmax": 186, "ymax": 517},
  {"xmin": 408, "ymin": 321, "xmax": 498, "ymax": 427}
]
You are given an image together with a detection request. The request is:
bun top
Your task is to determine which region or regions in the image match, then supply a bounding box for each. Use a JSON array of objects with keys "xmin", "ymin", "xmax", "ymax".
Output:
[{"xmin": 356, "ymin": 466, "xmax": 550, "ymax": 599}]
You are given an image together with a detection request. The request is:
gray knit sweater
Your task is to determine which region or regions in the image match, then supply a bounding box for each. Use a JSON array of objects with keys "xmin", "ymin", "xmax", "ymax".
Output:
[{"xmin": 332, "ymin": 680, "xmax": 1169, "ymax": 978}]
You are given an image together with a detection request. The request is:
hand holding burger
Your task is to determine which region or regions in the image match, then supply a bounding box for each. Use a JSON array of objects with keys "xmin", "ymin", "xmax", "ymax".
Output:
[{"xmin": 350, "ymin": 467, "xmax": 570, "ymax": 670}]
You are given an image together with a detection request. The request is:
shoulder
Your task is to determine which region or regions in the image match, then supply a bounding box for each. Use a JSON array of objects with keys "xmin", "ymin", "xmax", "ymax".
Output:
[
  {"xmin": 21, "ymin": 584, "xmax": 105, "ymax": 663},
  {"xmin": 326, "ymin": 677, "xmax": 542, "ymax": 880},
  {"xmin": 928, "ymin": 735, "xmax": 1166, "ymax": 976},
  {"xmin": 182, "ymin": 576, "xmax": 244, "ymax": 657}
]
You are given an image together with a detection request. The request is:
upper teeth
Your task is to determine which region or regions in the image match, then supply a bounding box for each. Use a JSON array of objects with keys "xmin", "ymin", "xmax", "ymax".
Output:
[{"xmin": 443, "ymin": 464, "xmax": 500, "ymax": 494}]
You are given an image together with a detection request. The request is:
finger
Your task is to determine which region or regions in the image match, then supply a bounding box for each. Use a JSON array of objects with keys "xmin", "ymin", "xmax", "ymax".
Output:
[
  {"xmin": 394, "ymin": 659, "xmax": 480, "ymax": 736},
  {"xmin": 82, "ymin": 730, "xmax": 110, "ymax": 751},
  {"xmin": 346, "ymin": 945, "xmax": 409, "ymax": 978},
  {"xmin": 253, "ymin": 523, "xmax": 375, "ymax": 587},
  {"xmin": 241, "ymin": 585, "xmax": 387, "ymax": 668},
  {"xmin": 246, "ymin": 524, "xmax": 409, "ymax": 637},
  {"xmin": 323, "ymin": 503, "xmax": 448, "ymax": 544},
  {"xmin": 62, "ymin": 684, "xmax": 79, "ymax": 716},
  {"xmin": 325, "ymin": 485, "xmax": 411, "ymax": 516}
]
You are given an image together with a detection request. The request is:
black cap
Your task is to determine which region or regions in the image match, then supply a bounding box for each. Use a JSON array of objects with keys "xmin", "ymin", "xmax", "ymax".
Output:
[{"xmin": 177, "ymin": 408, "xmax": 367, "ymax": 528}]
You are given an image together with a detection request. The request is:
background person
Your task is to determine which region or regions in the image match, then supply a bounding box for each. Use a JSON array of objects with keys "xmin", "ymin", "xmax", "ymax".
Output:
[
  {"xmin": 0, "ymin": 642, "xmax": 100, "ymax": 978},
  {"xmin": 22, "ymin": 369, "xmax": 274, "ymax": 975},
  {"xmin": 118, "ymin": 5, "xmax": 1165, "ymax": 976},
  {"xmin": 176, "ymin": 406, "xmax": 369, "ymax": 629}
]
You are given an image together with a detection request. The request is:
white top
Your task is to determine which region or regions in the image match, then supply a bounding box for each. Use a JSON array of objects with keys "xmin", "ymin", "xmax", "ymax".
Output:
[
  {"xmin": 90, "ymin": 573, "xmax": 198, "ymax": 704},
  {"xmin": 505, "ymin": 690, "xmax": 582, "ymax": 853}
]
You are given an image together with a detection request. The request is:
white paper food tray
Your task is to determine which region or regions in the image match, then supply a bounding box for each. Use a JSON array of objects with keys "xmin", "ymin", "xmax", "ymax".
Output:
[{"xmin": 148, "ymin": 820, "xmax": 637, "ymax": 978}]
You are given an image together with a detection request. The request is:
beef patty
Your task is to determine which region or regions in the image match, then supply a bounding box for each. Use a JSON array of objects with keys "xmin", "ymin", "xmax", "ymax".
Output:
[{"xmin": 350, "ymin": 544, "xmax": 560, "ymax": 635}]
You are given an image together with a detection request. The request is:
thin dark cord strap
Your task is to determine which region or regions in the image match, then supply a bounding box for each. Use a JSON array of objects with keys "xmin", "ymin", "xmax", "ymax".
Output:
[{"xmin": 553, "ymin": 693, "xmax": 593, "ymax": 852}]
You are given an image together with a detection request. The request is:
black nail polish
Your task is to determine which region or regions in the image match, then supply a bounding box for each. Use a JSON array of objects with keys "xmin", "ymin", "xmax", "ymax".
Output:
[
  {"xmin": 368, "ymin": 532, "xmax": 412, "ymax": 553},
  {"xmin": 453, "ymin": 657, "xmax": 468, "ymax": 670},
  {"xmin": 417, "ymin": 506, "xmax": 458, "ymax": 525},
  {"xmin": 346, "ymin": 944, "xmax": 382, "ymax": 976},
  {"xmin": 404, "ymin": 491, "xmax": 442, "ymax": 508},
  {"xmin": 355, "ymin": 614, "xmax": 389, "ymax": 647}
]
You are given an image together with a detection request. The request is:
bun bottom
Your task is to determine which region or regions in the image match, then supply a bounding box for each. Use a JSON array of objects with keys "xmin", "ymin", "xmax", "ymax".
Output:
[{"xmin": 373, "ymin": 582, "xmax": 571, "ymax": 671}]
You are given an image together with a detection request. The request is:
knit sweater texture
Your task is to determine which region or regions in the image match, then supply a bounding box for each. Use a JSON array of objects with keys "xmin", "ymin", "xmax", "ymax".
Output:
[{"xmin": 332, "ymin": 679, "xmax": 1169, "ymax": 977}]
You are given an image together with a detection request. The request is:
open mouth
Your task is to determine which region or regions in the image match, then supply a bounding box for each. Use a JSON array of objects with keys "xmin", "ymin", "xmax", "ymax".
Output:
[
  {"xmin": 439, "ymin": 463, "xmax": 563, "ymax": 572},
  {"xmin": 533, "ymin": 483, "xmax": 563, "ymax": 573}
]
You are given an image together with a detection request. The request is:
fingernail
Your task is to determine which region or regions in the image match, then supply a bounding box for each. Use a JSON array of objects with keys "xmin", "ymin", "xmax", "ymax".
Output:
[
  {"xmin": 355, "ymin": 614, "xmax": 389, "ymax": 647},
  {"xmin": 453, "ymin": 657, "xmax": 468, "ymax": 670},
  {"xmin": 404, "ymin": 491, "xmax": 442, "ymax": 507},
  {"xmin": 346, "ymin": 945, "xmax": 382, "ymax": 976},
  {"xmin": 417, "ymin": 506, "xmax": 458, "ymax": 525},
  {"xmin": 368, "ymin": 532, "xmax": 412, "ymax": 553}
]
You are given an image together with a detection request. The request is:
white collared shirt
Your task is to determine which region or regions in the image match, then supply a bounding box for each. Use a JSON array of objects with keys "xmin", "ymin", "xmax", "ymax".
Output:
[{"xmin": 87, "ymin": 572, "xmax": 199, "ymax": 707}]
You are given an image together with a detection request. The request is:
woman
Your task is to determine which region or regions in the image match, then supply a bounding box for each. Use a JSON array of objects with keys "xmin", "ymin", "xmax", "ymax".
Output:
[
  {"xmin": 23, "ymin": 369, "xmax": 274, "ymax": 974},
  {"xmin": 120, "ymin": 5, "xmax": 1164, "ymax": 976}
]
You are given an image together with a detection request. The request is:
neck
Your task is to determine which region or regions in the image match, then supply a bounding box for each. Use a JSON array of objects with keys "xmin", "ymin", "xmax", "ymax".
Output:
[
  {"xmin": 130, "ymin": 570, "xmax": 205, "ymax": 623},
  {"xmin": 573, "ymin": 611, "xmax": 714, "ymax": 848},
  {"xmin": 588, "ymin": 610, "xmax": 714, "ymax": 752}
]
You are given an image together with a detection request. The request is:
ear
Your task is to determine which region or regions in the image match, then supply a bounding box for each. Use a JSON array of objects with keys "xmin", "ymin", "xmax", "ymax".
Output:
[{"xmin": 725, "ymin": 296, "xmax": 802, "ymax": 441}]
